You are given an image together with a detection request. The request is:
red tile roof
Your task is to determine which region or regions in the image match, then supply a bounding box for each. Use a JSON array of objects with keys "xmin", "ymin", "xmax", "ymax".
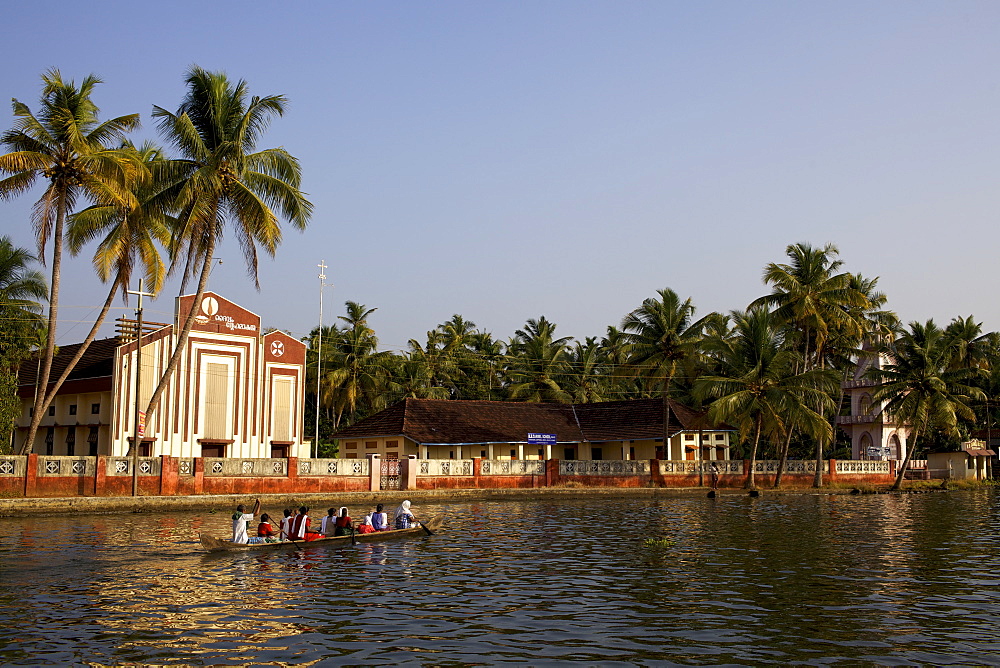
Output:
[{"xmin": 333, "ymin": 397, "xmax": 727, "ymax": 445}]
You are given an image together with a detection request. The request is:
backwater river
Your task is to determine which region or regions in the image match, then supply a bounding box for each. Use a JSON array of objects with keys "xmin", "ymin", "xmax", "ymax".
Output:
[{"xmin": 0, "ymin": 490, "xmax": 998, "ymax": 666}]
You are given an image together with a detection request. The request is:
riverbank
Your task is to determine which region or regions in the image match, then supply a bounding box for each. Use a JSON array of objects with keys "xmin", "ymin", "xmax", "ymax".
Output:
[{"xmin": 0, "ymin": 482, "xmax": 963, "ymax": 516}]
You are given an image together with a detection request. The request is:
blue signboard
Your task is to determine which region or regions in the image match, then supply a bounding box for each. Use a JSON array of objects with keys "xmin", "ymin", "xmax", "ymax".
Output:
[{"xmin": 527, "ymin": 433, "xmax": 557, "ymax": 445}]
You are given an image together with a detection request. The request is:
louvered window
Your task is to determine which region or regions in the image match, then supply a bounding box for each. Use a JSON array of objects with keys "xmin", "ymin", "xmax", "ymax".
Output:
[
  {"xmin": 203, "ymin": 362, "xmax": 229, "ymax": 440},
  {"xmin": 272, "ymin": 376, "xmax": 293, "ymax": 441}
]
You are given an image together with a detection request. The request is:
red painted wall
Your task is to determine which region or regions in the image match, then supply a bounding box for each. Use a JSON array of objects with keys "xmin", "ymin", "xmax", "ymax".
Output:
[{"xmin": 0, "ymin": 456, "xmax": 898, "ymax": 498}]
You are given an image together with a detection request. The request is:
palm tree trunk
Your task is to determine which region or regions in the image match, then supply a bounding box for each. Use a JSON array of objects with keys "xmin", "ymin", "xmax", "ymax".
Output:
[
  {"xmin": 39, "ymin": 277, "xmax": 120, "ymax": 425},
  {"xmin": 745, "ymin": 416, "xmax": 762, "ymax": 489},
  {"xmin": 143, "ymin": 233, "xmax": 216, "ymax": 428},
  {"xmin": 774, "ymin": 427, "xmax": 794, "ymax": 488},
  {"xmin": 891, "ymin": 425, "xmax": 921, "ymax": 491},
  {"xmin": 812, "ymin": 346, "xmax": 827, "ymax": 488},
  {"xmin": 20, "ymin": 198, "xmax": 66, "ymax": 455},
  {"xmin": 662, "ymin": 377, "xmax": 673, "ymax": 459}
]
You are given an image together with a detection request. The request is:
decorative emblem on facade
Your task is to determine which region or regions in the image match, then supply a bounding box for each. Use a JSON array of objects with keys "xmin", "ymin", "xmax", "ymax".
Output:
[
  {"xmin": 421, "ymin": 461, "xmax": 430, "ymax": 474},
  {"xmin": 242, "ymin": 461, "xmax": 254, "ymax": 474},
  {"xmin": 480, "ymin": 461, "xmax": 490, "ymax": 474},
  {"xmin": 180, "ymin": 460, "xmax": 192, "ymax": 475},
  {"xmin": 327, "ymin": 461, "xmax": 337, "ymax": 474},
  {"xmin": 211, "ymin": 462, "xmax": 223, "ymax": 474},
  {"xmin": 72, "ymin": 461, "xmax": 85, "ymax": 474},
  {"xmin": 299, "ymin": 461, "xmax": 310, "ymax": 473},
  {"xmin": 201, "ymin": 297, "xmax": 219, "ymax": 316},
  {"xmin": 462, "ymin": 462, "xmax": 472, "ymax": 476},
  {"xmin": 274, "ymin": 461, "xmax": 285, "ymax": 473},
  {"xmin": 0, "ymin": 460, "xmax": 14, "ymax": 475},
  {"xmin": 270, "ymin": 340, "xmax": 284, "ymax": 357},
  {"xmin": 353, "ymin": 462, "xmax": 363, "ymax": 474},
  {"xmin": 139, "ymin": 461, "xmax": 152, "ymax": 474},
  {"xmin": 45, "ymin": 460, "xmax": 60, "ymax": 474},
  {"xmin": 115, "ymin": 460, "xmax": 128, "ymax": 473}
]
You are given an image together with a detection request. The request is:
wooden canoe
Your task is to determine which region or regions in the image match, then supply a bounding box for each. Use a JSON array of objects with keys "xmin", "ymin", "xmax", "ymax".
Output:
[{"xmin": 199, "ymin": 515, "xmax": 443, "ymax": 553}]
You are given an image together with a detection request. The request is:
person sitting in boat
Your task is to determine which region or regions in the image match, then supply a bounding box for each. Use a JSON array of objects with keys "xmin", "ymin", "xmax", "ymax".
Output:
[
  {"xmin": 371, "ymin": 504, "xmax": 389, "ymax": 531},
  {"xmin": 334, "ymin": 507, "xmax": 353, "ymax": 536},
  {"xmin": 290, "ymin": 506, "xmax": 322, "ymax": 541},
  {"xmin": 393, "ymin": 500, "xmax": 416, "ymax": 529},
  {"xmin": 255, "ymin": 513, "xmax": 279, "ymax": 542},
  {"xmin": 279, "ymin": 508, "xmax": 294, "ymax": 539},
  {"xmin": 320, "ymin": 507, "xmax": 337, "ymax": 536},
  {"xmin": 232, "ymin": 498, "xmax": 261, "ymax": 544},
  {"xmin": 357, "ymin": 513, "xmax": 376, "ymax": 534}
]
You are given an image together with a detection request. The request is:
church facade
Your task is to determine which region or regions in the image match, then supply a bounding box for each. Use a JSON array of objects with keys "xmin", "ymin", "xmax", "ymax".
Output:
[{"xmin": 16, "ymin": 292, "xmax": 308, "ymax": 459}]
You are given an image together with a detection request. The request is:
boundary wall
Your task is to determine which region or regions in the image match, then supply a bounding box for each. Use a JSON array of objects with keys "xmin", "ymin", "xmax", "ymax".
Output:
[{"xmin": 0, "ymin": 455, "xmax": 895, "ymax": 498}]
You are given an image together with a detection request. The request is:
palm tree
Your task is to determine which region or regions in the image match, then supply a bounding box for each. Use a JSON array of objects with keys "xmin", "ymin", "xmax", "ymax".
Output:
[
  {"xmin": 943, "ymin": 316, "xmax": 999, "ymax": 372},
  {"xmin": 32, "ymin": 142, "xmax": 171, "ymax": 450},
  {"xmin": 144, "ymin": 67, "xmax": 312, "ymax": 424},
  {"xmin": 322, "ymin": 302, "xmax": 396, "ymax": 426},
  {"xmin": 752, "ymin": 243, "xmax": 869, "ymax": 485},
  {"xmin": 696, "ymin": 308, "xmax": 838, "ymax": 488},
  {"xmin": 0, "ymin": 236, "xmax": 46, "ymax": 452},
  {"xmin": 868, "ymin": 320, "xmax": 985, "ymax": 490},
  {"xmin": 564, "ymin": 337, "xmax": 610, "ymax": 404},
  {"xmin": 507, "ymin": 316, "xmax": 573, "ymax": 403},
  {"xmin": 0, "ymin": 236, "xmax": 47, "ymax": 349},
  {"xmin": 622, "ymin": 288, "xmax": 712, "ymax": 445},
  {"xmin": 0, "ymin": 70, "xmax": 140, "ymax": 454}
]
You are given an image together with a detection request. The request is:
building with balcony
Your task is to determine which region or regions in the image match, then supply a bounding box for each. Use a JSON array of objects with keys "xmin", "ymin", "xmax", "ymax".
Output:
[{"xmin": 837, "ymin": 350, "xmax": 909, "ymax": 460}]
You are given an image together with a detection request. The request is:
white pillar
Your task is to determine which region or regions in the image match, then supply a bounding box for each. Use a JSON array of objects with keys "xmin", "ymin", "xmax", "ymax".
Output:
[
  {"xmin": 517, "ymin": 444, "xmax": 524, "ymax": 460},
  {"xmin": 456, "ymin": 445, "xmax": 463, "ymax": 460},
  {"xmin": 545, "ymin": 444, "xmax": 552, "ymax": 460},
  {"xmin": 488, "ymin": 444, "xmax": 494, "ymax": 460},
  {"xmin": 420, "ymin": 444, "xmax": 428, "ymax": 459}
]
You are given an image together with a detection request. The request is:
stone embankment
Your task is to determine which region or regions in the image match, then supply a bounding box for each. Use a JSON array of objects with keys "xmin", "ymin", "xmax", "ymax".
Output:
[{"xmin": 0, "ymin": 485, "xmax": 897, "ymax": 517}]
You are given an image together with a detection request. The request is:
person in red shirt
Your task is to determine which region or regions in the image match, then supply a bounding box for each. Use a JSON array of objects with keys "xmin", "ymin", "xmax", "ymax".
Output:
[
  {"xmin": 258, "ymin": 513, "xmax": 278, "ymax": 539},
  {"xmin": 290, "ymin": 506, "xmax": 322, "ymax": 541}
]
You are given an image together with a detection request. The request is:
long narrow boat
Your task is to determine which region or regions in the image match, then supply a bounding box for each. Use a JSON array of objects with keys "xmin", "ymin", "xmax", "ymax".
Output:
[{"xmin": 199, "ymin": 515, "xmax": 443, "ymax": 553}]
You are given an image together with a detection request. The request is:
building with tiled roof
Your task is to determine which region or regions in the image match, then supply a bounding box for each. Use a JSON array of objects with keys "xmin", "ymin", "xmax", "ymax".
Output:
[{"xmin": 333, "ymin": 397, "xmax": 733, "ymax": 461}]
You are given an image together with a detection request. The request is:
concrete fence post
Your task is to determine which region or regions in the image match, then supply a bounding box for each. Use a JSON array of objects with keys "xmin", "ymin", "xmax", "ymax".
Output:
[
  {"xmin": 401, "ymin": 455, "xmax": 417, "ymax": 490},
  {"xmin": 368, "ymin": 454, "xmax": 381, "ymax": 492}
]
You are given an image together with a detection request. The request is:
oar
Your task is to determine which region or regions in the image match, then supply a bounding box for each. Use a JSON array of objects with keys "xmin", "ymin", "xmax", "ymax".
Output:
[{"xmin": 350, "ymin": 525, "xmax": 356, "ymax": 545}]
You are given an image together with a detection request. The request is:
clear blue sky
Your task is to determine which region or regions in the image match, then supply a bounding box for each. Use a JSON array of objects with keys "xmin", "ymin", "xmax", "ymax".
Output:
[{"xmin": 3, "ymin": 1, "xmax": 1000, "ymax": 350}]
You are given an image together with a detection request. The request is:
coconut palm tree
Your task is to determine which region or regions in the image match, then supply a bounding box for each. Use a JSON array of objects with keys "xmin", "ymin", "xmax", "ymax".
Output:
[
  {"xmin": 752, "ymin": 243, "xmax": 869, "ymax": 485},
  {"xmin": 323, "ymin": 302, "xmax": 395, "ymax": 426},
  {"xmin": 0, "ymin": 236, "xmax": 46, "ymax": 452},
  {"xmin": 32, "ymin": 142, "xmax": 171, "ymax": 452},
  {"xmin": 507, "ymin": 316, "xmax": 573, "ymax": 403},
  {"xmin": 696, "ymin": 308, "xmax": 838, "ymax": 489},
  {"xmin": 622, "ymin": 288, "xmax": 712, "ymax": 444},
  {"xmin": 564, "ymin": 337, "xmax": 610, "ymax": 404},
  {"xmin": 0, "ymin": 70, "xmax": 141, "ymax": 454},
  {"xmin": 143, "ymin": 66, "xmax": 312, "ymax": 424},
  {"xmin": 868, "ymin": 320, "xmax": 985, "ymax": 490}
]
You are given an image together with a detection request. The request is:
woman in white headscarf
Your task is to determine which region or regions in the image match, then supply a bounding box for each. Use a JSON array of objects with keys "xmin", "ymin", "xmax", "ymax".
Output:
[{"xmin": 393, "ymin": 500, "xmax": 416, "ymax": 529}]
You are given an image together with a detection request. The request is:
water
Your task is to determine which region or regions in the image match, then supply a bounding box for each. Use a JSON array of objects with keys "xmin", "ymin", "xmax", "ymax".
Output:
[{"xmin": 0, "ymin": 491, "xmax": 998, "ymax": 665}]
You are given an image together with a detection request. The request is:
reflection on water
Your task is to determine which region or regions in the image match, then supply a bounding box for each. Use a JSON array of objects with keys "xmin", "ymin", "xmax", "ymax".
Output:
[{"xmin": 0, "ymin": 491, "xmax": 998, "ymax": 665}]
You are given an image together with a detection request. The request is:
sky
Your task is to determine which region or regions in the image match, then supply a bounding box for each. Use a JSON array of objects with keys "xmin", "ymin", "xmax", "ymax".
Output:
[{"xmin": 3, "ymin": 1, "xmax": 1000, "ymax": 352}]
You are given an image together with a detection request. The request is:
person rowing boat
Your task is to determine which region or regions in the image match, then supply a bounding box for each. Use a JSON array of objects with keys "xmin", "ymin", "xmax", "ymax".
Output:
[{"xmin": 232, "ymin": 499, "xmax": 261, "ymax": 544}]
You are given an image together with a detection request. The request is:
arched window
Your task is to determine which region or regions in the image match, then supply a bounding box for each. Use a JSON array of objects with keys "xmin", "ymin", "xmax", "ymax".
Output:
[{"xmin": 859, "ymin": 394, "xmax": 872, "ymax": 416}]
